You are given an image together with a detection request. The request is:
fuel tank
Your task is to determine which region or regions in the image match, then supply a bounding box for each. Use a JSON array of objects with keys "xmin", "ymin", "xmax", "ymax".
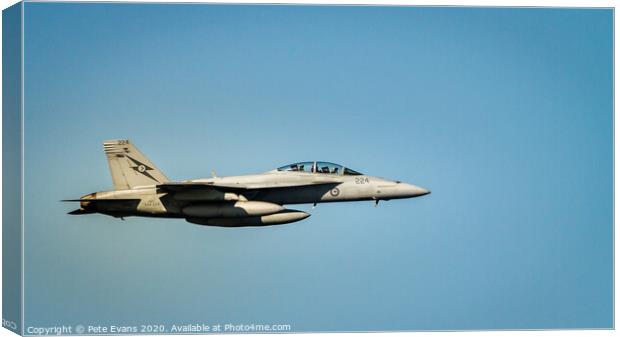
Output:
[
  {"xmin": 182, "ymin": 201, "xmax": 284, "ymax": 218},
  {"xmin": 186, "ymin": 209, "xmax": 310, "ymax": 227}
]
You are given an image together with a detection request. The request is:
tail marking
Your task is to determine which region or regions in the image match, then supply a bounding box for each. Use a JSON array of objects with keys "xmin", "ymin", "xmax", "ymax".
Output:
[{"xmin": 103, "ymin": 139, "xmax": 169, "ymax": 190}]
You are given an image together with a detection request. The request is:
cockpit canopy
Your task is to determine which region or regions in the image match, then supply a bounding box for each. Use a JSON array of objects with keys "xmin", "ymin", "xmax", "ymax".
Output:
[{"xmin": 277, "ymin": 161, "xmax": 362, "ymax": 175}]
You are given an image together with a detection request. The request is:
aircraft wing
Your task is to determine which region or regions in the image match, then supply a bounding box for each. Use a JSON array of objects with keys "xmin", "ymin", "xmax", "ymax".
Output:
[{"xmin": 157, "ymin": 178, "xmax": 342, "ymax": 192}]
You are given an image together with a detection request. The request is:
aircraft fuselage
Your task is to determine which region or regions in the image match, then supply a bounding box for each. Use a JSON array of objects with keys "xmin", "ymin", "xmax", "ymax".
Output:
[{"xmin": 67, "ymin": 140, "xmax": 430, "ymax": 227}]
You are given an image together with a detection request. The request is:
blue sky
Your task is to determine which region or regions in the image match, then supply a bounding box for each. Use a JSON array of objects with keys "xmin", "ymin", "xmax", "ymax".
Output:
[{"xmin": 22, "ymin": 3, "xmax": 612, "ymax": 331}]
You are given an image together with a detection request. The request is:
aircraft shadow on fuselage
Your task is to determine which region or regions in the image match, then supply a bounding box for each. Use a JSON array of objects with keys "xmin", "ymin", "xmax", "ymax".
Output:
[{"xmin": 247, "ymin": 183, "xmax": 341, "ymax": 205}]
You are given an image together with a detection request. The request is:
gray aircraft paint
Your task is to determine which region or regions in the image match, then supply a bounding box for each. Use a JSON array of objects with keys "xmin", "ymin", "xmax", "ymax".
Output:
[{"xmin": 65, "ymin": 140, "xmax": 430, "ymax": 226}]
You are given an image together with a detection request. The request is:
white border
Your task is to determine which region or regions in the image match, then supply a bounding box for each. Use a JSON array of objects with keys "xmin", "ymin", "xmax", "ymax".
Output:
[{"xmin": 0, "ymin": 1, "xmax": 615, "ymax": 337}]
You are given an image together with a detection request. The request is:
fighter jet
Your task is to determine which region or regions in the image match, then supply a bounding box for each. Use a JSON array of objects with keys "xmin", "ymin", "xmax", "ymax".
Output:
[{"xmin": 64, "ymin": 140, "xmax": 430, "ymax": 227}]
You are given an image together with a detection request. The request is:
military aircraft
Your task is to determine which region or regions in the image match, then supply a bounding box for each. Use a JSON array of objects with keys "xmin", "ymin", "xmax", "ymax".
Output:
[{"xmin": 64, "ymin": 140, "xmax": 430, "ymax": 227}]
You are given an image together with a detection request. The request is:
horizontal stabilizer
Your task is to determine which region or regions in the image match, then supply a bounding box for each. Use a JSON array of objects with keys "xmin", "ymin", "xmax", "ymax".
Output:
[
  {"xmin": 61, "ymin": 198, "xmax": 140, "ymax": 202},
  {"xmin": 68, "ymin": 209, "xmax": 96, "ymax": 215}
]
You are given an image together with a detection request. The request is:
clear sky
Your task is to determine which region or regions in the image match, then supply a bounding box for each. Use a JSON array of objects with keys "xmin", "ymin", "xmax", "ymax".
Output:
[{"xmin": 22, "ymin": 3, "xmax": 612, "ymax": 331}]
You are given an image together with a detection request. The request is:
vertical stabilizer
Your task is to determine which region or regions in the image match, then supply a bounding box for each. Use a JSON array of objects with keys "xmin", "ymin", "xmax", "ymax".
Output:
[{"xmin": 103, "ymin": 140, "xmax": 169, "ymax": 190}]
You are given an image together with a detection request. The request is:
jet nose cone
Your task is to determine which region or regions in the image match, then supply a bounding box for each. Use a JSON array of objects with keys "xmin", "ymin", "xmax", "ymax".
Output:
[
  {"xmin": 403, "ymin": 184, "xmax": 430, "ymax": 197},
  {"xmin": 418, "ymin": 186, "xmax": 431, "ymax": 196}
]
